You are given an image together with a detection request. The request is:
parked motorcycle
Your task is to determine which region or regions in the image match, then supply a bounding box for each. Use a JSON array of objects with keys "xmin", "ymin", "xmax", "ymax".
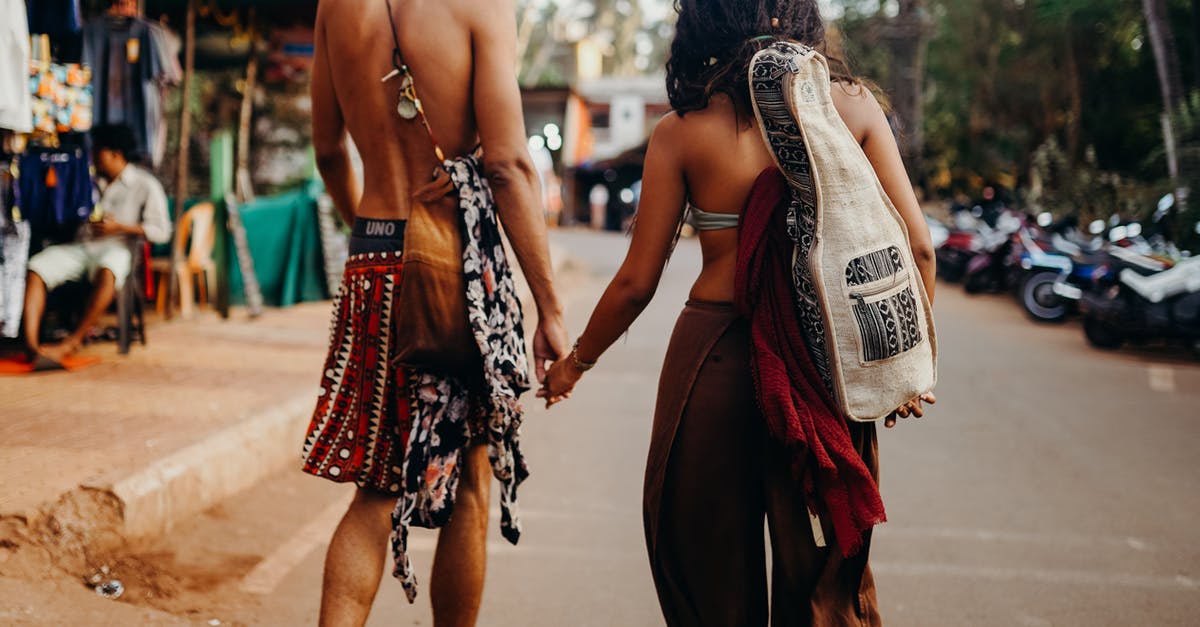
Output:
[
  {"xmin": 1079, "ymin": 255, "xmax": 1200, "ymax": 357},
  {"xmin": 962, "ymin": 211, "xmax": 1024, "ymax": 294},
  {"xmin": 935, "ymin": 211, "xmax": 985, "ymax": 282},
  {"xmin": 1014, "ymin": 226, "xmax": 1077, "ymax": 322}
]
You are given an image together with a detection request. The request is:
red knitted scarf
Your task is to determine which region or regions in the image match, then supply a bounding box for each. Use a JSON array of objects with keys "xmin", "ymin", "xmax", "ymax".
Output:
[{"xmin": 733, "ymin": 167, "xmax": 886, "ymax": 557}]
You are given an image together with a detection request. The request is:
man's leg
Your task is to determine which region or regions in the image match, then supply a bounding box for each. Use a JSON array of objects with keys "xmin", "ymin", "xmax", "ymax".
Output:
[
  {"xmin": 22, "ymin": 272, "xmax": 48, "ymax": 355},
  {"xmin": 319, "ymin": 487, "xmax": 395, "ymax": 627},
  {"xmin": 25, "ymin": 244, "xmax": 88, "ymax": 358},
  {"xmin": 430, "ymin": 442, "xmax": 492, "ymax": 627},
  {"xmin": 49, "ymin": 268, "xmax": 117, "ymax": 359}
]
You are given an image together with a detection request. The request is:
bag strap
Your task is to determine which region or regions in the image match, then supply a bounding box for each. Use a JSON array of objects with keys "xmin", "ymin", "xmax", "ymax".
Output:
[{"xmin": 384, "ymin": 0, "xmax": 446, "ymax": 163}]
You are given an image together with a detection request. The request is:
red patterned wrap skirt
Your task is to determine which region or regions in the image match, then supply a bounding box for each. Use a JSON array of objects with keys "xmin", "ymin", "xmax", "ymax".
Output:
[{"xmin": 302, "ymin": 246, "xmax": 410, "ymax": 495}]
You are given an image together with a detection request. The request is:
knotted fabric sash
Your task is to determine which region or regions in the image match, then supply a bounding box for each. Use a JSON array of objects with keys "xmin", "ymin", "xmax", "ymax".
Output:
[{"xmin": 390, "ymin": 154, "xmax": 531, "ymax": 602}]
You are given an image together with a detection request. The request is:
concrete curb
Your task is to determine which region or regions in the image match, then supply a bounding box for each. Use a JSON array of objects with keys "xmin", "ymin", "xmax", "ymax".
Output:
[
  {"xmin": 82, "ymin": 395, "xmax": 315, "ymax": 542},
  {"xmin": 26, "ymin": 239, "xmax": 573, "ymax": 550}
]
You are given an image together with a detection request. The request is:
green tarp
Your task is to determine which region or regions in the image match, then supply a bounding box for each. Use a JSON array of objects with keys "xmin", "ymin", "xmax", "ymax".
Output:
[
  {"xmin": 166, "ymin": 184, "xmax": 329, "ymax": 308},
  {"xmin": 226, "ymin": 186, "xmax": 328, "ymax": 307}
]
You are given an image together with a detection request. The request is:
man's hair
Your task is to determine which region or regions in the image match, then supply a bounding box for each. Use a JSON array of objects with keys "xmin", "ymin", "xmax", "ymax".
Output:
[{"xmin": 91, "ymin": 124, "xmax": 139, "ymax": 162}]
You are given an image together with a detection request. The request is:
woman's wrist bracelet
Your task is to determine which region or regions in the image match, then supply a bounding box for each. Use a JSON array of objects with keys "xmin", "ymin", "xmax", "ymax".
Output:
[{"xmin": 569, "ymin": 340, "xmax": 597, "ymax": 372}]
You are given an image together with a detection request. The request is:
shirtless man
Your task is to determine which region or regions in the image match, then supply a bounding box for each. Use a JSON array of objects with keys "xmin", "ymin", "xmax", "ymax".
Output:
[{"xmin": 304, "ymin": 1, "xmax": 567, "ymax": 625}]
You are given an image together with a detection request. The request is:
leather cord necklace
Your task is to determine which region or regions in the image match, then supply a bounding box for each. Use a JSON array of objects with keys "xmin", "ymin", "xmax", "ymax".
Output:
[{"xmin": 381, "ymin": 0, "xmax": 445, "ymax": 162}]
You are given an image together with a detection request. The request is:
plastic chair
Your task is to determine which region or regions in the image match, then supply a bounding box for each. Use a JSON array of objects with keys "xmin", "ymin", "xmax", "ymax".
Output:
[{"xmin": 151, "ymin": 202, "xmax": 216, "ymax": 319}]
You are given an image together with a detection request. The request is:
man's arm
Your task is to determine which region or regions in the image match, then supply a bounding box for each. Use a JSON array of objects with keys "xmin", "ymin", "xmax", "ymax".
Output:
[
  {"xmin": 138, "ymin": 175, "xmax": 172, "ymax": 244},
  {"xmin": 469, "ymin": 0, "xmax": 561, "ymax": 318},
  {"xmin": 469, "ymin": 0, "xmax": 567, "ymax": 378},
  {"xmin": 100, "ymin": 174, "xmax": 172, "ymax": 243},
  {"xmin": 311, "ymin": 2, "xmax": 359, "ymax": 226}
]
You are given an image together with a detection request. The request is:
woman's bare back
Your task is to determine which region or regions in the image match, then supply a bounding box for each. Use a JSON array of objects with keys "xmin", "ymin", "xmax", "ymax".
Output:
[{"xmin": 671, "ymin": 87, "xmax": 880, "ymax": 302}]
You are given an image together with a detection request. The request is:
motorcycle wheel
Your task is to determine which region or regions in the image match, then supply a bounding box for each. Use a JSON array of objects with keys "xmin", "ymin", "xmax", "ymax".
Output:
[
  {"xmin": 963, "ymin": 269, "xmax": 988, "ymax": 294},
  {"xmin": 1021, "ymin": 271, "xmax": 1068, "ymax": 323},
  {"xmin": 936, "ymin": 252, "xmax": 966, "ymax": 282},
  {"xmin": 1083, "ymin": 317, "xmax": 1124, "ymax": 350}
]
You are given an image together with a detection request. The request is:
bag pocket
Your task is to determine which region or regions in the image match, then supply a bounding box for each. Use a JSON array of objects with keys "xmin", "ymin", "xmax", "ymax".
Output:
[{"xmin": 846, "ymin": 247, "xmax": 923, "ymax": 363}]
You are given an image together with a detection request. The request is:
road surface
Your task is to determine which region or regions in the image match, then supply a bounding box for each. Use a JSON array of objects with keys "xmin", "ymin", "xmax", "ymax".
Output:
[{"xmin": 7, "ymin": 229, "xmax": 1199, "ymax": 626}]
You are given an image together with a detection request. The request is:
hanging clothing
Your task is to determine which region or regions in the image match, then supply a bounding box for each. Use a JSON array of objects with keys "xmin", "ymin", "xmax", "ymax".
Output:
[
  {"xmin": 0, "ymin": 161, "xmax": 30, "ymax": 338},
  {"xmin": 26, "ymin": 0, "xmax": 83, "ymax": 38},
  {"xmin": 0, "ymin": 0, "xmax": 33, "ymax": 132},
  {"xmin": 82, "ymin": 16, "xmax": 167, "ymax": 165},
  {"xmin": 17, "ymin": 148, "xmax": 95, "ymax": 236},
  {"xmin": 30, "ymin": 62, "xmax": 94, "ymax": 135},
  {"xmin": 0, "ymin": 218, "xmax": 31, "ymax": 339},
  {"xmin": 145, "ymin": 21, "xmax": 183, "ymax": 167}
]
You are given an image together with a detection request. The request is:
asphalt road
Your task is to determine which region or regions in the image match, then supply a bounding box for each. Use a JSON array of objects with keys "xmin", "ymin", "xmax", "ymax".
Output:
[{"xmin": 17, "ymin": 229, "xmax": 1200, "ymax": 626}]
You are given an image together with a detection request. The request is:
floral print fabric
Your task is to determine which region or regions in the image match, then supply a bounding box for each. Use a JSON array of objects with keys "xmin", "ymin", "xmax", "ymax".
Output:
[{"xmin": 390, "ymin": 154, "xmax": 531, "ymax": 602}]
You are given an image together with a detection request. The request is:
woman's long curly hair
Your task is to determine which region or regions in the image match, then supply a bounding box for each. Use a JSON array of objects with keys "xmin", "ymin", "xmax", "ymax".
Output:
[{"xmin": 666, "ymin": 0, "xmax": 859, "ymax": 117}]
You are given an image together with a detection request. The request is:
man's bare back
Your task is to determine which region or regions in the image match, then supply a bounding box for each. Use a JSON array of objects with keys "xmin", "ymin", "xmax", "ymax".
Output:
[
  {"xmin": 313, "ymin": 0, "xmax": 563, "ymax": 330},
  {"xmin": 314, "ymin": 0, "xmax": 507, "ymax": 221}
]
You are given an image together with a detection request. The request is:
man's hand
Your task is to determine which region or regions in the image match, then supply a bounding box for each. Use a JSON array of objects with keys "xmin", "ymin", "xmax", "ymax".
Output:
[
  {"xmin": 533, "ymin": 314, "xmax": 569, "ymax": 384},
  {"xmin": 91, "ymin": 217, "xmax": 134, "ymax": 238},
  {"xmin": 884, "ymin": 392, "xmax": 937, "ymax": 429}
]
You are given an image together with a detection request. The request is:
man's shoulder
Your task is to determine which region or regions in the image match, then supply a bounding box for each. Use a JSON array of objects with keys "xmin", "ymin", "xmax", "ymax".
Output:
[
  {"xmin": 455, "ymin": 0, "xmax": 513, "ymax": 26},
  {"xmin": 123, "ymin": 165, "xmax": 165, "ymax": 191}
]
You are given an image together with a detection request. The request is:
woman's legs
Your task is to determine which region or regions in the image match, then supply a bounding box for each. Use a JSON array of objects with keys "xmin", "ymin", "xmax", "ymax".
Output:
[
  {"xmin": 765, "ymin": 423, "xmax": 881, "ymax": 627},
  {"xmin": 649, "ymin": 323, "xmax": 770, "ymax": 627}
]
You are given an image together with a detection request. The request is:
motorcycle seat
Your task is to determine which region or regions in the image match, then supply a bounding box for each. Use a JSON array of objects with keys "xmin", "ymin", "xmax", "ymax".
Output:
[
  {"xmin": 1119, "ymin": 257, "xmax": 1200, "ymax": 303},
  {"xmin": 1073, "ymin": 251, "xmax": 1110, "ymax": 266}
]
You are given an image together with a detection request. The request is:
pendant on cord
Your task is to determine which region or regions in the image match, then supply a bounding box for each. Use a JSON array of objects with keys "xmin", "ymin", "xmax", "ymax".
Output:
[
  {"xmin": 397, "ymin": 74, "xmax": 419, "ymax": 120},
  {"xmin": 382, "ymin": 67, "xmax": 420, "ymax": 120}
]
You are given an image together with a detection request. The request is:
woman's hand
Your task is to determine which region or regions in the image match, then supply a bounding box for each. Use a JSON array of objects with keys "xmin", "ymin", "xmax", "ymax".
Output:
[
  {"xmin": 884, "ymin": 392, "xmax": 937, "ymax": 429},
  {"xmin": 536, "ymin": 358, "xmax": 583, "ymax": 408}
]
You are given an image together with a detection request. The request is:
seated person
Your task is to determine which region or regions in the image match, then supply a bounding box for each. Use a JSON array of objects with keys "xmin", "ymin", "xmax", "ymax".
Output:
[{"xmin": 23, "ymin": 124, "xmax": 171, "ymax": 363}]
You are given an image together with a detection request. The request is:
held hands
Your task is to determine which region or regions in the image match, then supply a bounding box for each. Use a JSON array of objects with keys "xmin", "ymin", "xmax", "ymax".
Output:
[
  {"xmin": 533, "ymin": 314, "xmax": 570, "ymax": 385},
  {"xmin": 884, "ymin": 392, "xmax": 937, "ymax": 429},
  {"xmin": 537, "ymin": 358, "xmax": 582, "ymax": 408}
]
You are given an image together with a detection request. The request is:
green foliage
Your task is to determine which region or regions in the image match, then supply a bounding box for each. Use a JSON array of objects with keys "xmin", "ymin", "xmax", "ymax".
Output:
[
  {"xmin": 834, "ymin": 0, "xmax": 1195, "ymax": 225},
  {"xmin": 1028, "ymin": 138, "xmax": 1158, "ymax": 227}
]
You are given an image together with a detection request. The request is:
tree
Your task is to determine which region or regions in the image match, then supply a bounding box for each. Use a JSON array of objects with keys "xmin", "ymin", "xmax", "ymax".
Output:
[
  {"xmin": 1142, "ymin": 0, "xmax": 1186, "ymax": 183},
  {"xmin": 1143, "ymin": 0, "xmax": 1186, "ymax": 115},
  {"xmin": 515, "ymin": 0, "xmax": 671, "ymax": 86},
  {"xmin": 884, "ymin": 0, "xmax": 933, "ymax": 186}
]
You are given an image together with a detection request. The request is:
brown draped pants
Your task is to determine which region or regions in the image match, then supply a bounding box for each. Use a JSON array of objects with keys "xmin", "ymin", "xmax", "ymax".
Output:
[{"xmin": 643, "ymin": 301, "xmax": 882, "ymax": 627}]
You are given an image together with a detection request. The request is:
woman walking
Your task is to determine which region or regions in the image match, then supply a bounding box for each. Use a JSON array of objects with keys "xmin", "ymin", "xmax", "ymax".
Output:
[{"xmin": 540, "ymin": 1, "xmax": 937, "ymax": 625}]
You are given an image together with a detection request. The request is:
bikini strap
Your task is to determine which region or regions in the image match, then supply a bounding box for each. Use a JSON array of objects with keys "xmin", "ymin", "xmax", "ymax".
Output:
[{"xmin": 384, "ymin": 0, "xmax": 446, "ymax": 163}]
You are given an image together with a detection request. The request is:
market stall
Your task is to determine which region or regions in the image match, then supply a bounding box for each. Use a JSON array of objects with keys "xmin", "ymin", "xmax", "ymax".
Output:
[{"xmin": 0, "ymin": 0, "xmax": 330, "ymax": 352}]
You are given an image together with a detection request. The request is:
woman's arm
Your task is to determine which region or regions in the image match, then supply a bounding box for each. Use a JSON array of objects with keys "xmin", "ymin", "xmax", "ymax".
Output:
[{"xmin": 539, "ymin": 115, "xmax": 689, "ymax": 404}]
